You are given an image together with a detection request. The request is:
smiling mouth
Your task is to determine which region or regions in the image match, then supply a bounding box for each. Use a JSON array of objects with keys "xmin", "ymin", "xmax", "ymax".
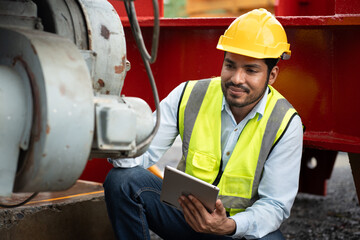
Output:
[
  {"xmin": 226, "ymin": 85, "xmax": 249, "ymax": 97},
  {"xmin": 225, "ymin": 82, "xmax": 250, "ymax": 93},
  {"xmin": 229, "ymin": 86, "xmax": 247, "ymax": 93}
]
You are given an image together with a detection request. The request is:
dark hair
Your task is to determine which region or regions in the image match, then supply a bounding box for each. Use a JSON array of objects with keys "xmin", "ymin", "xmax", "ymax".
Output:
[
  {"xmin": 223, "ymin": 52, "xmax": 279, "ymax": 76},
  {"xmin": 264, "ymin": 58, "xmax": 279, "ymax": 76}
]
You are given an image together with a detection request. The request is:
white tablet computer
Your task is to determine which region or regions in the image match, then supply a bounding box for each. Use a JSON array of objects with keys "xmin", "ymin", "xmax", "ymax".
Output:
[{"xmin": 160, "ymin": 165, "xmax": 219, "ymax": 213}]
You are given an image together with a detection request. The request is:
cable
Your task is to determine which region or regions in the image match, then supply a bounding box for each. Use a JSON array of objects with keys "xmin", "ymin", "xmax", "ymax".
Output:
[
  {"xmin": 122, "ymin": 0, "xmax": 161, "ymax": 154},
  {"xmin": 0, "ymin": 192, "xmax": 38, "ymax": 208},
  {"xmin": 123, "ymin": 0, "xmax": 159, "ymax": 63}
]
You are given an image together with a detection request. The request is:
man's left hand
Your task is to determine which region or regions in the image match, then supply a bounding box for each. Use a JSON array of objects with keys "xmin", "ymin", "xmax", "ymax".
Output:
[{"xmin": 178, "ymin": 195, "xmax": 236, "ymax": 235}]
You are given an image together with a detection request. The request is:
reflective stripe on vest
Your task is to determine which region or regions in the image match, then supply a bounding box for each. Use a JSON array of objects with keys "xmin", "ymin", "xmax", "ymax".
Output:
[{"xmin": 177, "ymin": 77, "xmax": 297, "ymax": 215}]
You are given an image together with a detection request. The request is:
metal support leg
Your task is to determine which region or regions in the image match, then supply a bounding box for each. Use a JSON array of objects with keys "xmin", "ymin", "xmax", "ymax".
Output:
[
  {"xmin": 299, "ymin": 148, "xmax": 337, "ymax": 195},
  {"xmin": 348, "ymin": 153, "xmax": 360, "ymax": 203}
]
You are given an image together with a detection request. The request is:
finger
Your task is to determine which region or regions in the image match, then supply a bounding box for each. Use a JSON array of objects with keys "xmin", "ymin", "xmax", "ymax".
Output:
[
  {"xmin": 187, "ymin": 195, "xmax": 211, "ymax": 228},
  {"xmin": 180, "ymin": 197, "xmax": 201, "ymax": 232},
  {"xmin": 182, "ymin": 195, "xmax": 202, "ymax": 218},
  {"xmin": 188, "ymin": 195, "xmax": 211, "ymax": 216},
  {"xmin": 183, "ymin": 208, "xmax": 199, "ymax": 231},
  {"xmin": 216, "ymin": 199, "xmax": 223, "ymax": 208},
  {"xmin": 186, "ymin": 195, "xmax": 213, "ymax": 232},
  {"xmin": 179, "ymin": 196, "xmax": 199, "ymax": 222},
  {"xmin": 214, "ymin": 199, "xmax": 227, "ymax": 216}
]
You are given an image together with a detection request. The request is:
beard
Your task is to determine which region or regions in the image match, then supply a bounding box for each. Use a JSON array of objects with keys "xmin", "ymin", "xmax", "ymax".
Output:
[{"xmin": 221, "ymin": 80, "xmax": 269, "ymax": 109}]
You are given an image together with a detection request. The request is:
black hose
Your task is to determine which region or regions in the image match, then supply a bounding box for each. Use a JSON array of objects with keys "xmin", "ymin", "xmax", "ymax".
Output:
[
  {"xmin": 123, "ymin": 0, "xmax": 161, "ymax": 153},
  {"xmin": 0, "ymin": 192, "xmax": 38, "ymax": 208}
]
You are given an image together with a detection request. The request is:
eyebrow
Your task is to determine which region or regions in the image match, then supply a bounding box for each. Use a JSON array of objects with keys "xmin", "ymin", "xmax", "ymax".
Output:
[
  {"xmin": 224, "ymin": 58, "xmax": 235, "ymax": 65},
  {"xmin": 244, "ymin": 63, "xmax": 262, "ymax": 69},
  {"xmin": 224, "ymin": 58, "xmax": 262, "ymax": 69}
]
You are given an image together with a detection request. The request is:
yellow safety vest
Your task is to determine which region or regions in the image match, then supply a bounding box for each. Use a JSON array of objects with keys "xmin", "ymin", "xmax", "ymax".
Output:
[{"xmin": 177, "ymin": 77, "xmax": 298, "ymax": 216}]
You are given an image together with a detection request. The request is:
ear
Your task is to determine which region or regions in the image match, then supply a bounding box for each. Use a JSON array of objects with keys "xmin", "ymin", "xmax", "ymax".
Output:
[{"xmin": 268, "ymin": 66, "xmax": 279, "ymax": 85}]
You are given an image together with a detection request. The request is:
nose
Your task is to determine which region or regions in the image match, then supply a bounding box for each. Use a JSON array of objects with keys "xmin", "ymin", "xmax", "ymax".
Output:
[{"xmin": 231, "ymin": 68, "xmax": 246, "ymax": 85}]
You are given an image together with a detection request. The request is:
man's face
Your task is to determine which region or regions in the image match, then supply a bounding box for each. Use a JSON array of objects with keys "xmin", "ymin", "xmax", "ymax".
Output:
[{"xmin": 221, "ymin": 52, "xmax": 275, "ymax": 109}]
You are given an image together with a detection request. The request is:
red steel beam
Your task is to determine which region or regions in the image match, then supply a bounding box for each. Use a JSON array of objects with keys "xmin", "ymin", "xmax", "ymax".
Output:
[{"xmin": 119, "ymin": 15, "xmax": 360, "ymax": 154}]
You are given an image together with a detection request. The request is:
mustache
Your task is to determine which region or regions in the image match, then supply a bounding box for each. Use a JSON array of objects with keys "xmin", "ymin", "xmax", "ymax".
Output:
[{"xmin": 225, "ymin": 82, "xmax": 250, "ymax": 93}]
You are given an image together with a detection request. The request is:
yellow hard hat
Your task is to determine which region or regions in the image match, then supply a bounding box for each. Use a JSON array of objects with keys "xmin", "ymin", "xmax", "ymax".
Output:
[{"xmin": 217, "ymin": 8, "xmax": 291, "ymax": 60}]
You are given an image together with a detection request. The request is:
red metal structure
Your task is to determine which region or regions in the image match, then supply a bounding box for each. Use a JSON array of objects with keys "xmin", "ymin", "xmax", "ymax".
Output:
[{"xmin": 80, "ymin": 0, "xmax": 360, "ymax": 199}]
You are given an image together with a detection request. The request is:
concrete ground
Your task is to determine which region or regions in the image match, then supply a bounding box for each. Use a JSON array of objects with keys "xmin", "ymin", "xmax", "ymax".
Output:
[
  {"xmin": 0, "ymin": 181, "xmax": 115, "ymax": 240},
  {"xmin": 280, "ymin": 152, "xmax": 360, "ymax": 240}
]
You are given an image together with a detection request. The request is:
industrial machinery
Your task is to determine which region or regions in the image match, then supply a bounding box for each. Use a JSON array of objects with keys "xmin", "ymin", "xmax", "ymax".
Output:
[{"xmin": 0, "ymin": 0, "xmax": 160, "ymax": 198}]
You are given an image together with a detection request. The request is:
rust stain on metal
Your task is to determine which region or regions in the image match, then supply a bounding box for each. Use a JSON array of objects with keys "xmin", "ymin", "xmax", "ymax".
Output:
[
  {"xmin": 30, "ymin": 44, "xmax": 37, "ymax": 55},
  {"xmin": 46, "ymin": 124, "xmax": 50, "ymax": 134},
  {"xmin": 88, "ymin": 29, "xmax": 93, "ymax": 49},
  {"xmin": 101, "ymin": 25, "xmax": 110, "ymax": 40},
  {"xmin": 114, "ymin": 56, "xmax": 126, "ymax": 74},
  {"xmin": 97, "ymin": 79, "xmax": 105, "ymax": 87},
  {"xmin": 106, "ymin": 90, "xmax": 110, "ymax": 95},
  {"xmin": 114, "ymin": 65, "xmax": 124, "ymax": 74},
  {"xmin": 42, "ymin": 153, "xmax": 47, "ymax": 157}
]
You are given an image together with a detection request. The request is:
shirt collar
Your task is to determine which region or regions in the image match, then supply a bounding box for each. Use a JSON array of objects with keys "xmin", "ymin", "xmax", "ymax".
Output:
[{"xmin": 222, "ymin": 86, "xmax": 269, "ymax": 121}]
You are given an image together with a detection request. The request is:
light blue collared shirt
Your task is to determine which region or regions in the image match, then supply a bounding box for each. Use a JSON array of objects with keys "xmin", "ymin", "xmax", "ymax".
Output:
[{"xmin": 111, "ymin": 81, "xmax": 303, "ymax": 239}]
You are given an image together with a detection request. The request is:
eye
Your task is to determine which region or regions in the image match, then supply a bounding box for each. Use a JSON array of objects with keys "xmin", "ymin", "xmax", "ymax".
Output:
[
  {"xmin": 246, "ymin": 68, "xmax": 258, "ymax": 74},
  {"xmin": 225, "ymin": 63, "xmax": 234, "ymax": 69}
]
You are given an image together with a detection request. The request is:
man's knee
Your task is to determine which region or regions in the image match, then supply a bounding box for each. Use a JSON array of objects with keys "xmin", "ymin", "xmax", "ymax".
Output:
[
  {"xmin": 103, "ymin": 166, "xmax": 154, "ymax": 193},
  {"xmin": 104, "ymin": 167, "xmax": 138, "ymax": 188}
]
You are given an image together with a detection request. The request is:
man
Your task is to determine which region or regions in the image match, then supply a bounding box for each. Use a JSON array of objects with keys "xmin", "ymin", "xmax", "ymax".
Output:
[{"xmin": 104, "ymin": 8, "xmax": 303, "ymax": 239}]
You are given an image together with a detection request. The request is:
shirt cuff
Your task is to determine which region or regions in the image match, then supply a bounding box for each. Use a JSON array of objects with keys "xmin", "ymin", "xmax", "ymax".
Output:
[
  {"xmin": 229, "ymin": 211, "xmax": 251, "ymax": 238},
  {"xmin": 109, "ymin": 157, "xmax": 142, "ymax": 168}
]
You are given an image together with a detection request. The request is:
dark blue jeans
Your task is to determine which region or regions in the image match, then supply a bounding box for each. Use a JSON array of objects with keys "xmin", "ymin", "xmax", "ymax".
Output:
[{"xmin": 103, "ymin": 167, "xmax": 285, "ymax": 240}]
